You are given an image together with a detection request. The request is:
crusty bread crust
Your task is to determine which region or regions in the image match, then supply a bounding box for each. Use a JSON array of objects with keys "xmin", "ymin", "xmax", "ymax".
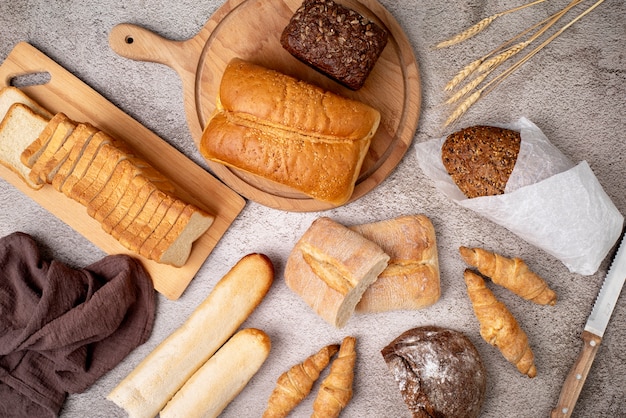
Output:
[
  {"xmin": 285, "ymin": 217, "xmax": 389, "ymax": 328},
  {"xmin": 108, "ymin": 254, "xmax": 274, "ymax": 418},
  {"xmin": 351, "ymin": 215, "xmax": 441, "ymax": 313},
  {"xmin": 200, "ymin": 59, "xmax": 381, "ymax": 205}
]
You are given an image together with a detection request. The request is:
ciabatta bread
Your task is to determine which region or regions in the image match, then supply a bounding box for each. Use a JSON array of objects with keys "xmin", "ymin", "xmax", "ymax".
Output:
[
  {"xmin": 160, "ymin": 328, "xmax": 271, "ymax": 418},
  {"xmin": 0, "ymin": 103, "xmax": 49, "ymax": 189},
  {"xmin": 285, "ymin": 217, "xmax": 389, "ymax": 328},
  {"xmin": 350, "ymin": 215, "xmax": 441, "ymax": 313},
  {"xmin": 108, "ymin": 254, "xmax": 274, "ymax": 418},
  {"xmin": 200, "ymin": 58, "xmax": 381, "ymax": 205}
]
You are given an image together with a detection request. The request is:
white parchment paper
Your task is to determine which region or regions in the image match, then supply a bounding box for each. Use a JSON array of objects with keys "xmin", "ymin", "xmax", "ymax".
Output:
[{"xmin": 415, "ymin": 117, "xmax": 624, "ymax": 275}]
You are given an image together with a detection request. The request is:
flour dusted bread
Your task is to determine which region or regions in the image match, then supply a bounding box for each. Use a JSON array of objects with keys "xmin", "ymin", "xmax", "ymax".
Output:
[
  {"xmin": 285, "ymin": 217, "xmax": 389, "ymax": 328},
  {"xmin": 200, "ymin": 58, "xmax": 380, "ymax": 205},
  {"xmin": 442, "ymin": 125, "xmax": 521, "ymax": 198},
  {"xmin": 350, "ymin": 215, "xmax": 440, "ymax": 313},
  {"xmin": 381, "ymin": 326, "xmax": 487, "ymax": 418}
]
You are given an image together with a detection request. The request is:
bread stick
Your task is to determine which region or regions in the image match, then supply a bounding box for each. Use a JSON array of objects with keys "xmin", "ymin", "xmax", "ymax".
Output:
[
  {"xmin": 107, "ymin": 253, "xmax": 274, "ymax": 418},
  {"xmin": 160, "ymin": 328, "xmax": 271, "ymax": 418}
]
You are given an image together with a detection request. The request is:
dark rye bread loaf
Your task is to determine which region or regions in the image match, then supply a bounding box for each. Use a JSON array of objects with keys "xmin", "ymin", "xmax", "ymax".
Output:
[
  {"xmin": 442, "ymin": 125, "xmax": 521, "ymax": 198},
  {"xmin": 281, "ymin": 0, "xmax": 388, "ymax": 90},
  {"xmin": 381, "ymin": 326, "xmax": 486, "ymax": 418}
]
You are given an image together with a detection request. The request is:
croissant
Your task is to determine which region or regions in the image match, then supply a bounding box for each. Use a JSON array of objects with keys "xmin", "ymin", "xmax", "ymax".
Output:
[
  {"xmin": 463, "ymin": 269, "xmax": 537, "ymax": 378},
  {"xmin": 312, "ymin": 336, "xmax": 357, "ymax": 418},
  {"xmin": 459, "ymin": 246, "xmax": 557, "ymax": 305},
  {"xmin": 263, "ymin": 344, "xmax": 340, "ymax": 418}
]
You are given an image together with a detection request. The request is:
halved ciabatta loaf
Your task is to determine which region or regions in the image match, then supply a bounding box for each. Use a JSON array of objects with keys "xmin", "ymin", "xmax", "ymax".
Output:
[
  {"xmin": 285, "ymin": 217, "xmax": 389, "ymax": 328},
  {"xmin": 350, "ymin": 215, "xmax": 441, "ymax": 313},
  {"xmin": 200, "ymin": 58, "xmax": 381, "ymax": 206}
]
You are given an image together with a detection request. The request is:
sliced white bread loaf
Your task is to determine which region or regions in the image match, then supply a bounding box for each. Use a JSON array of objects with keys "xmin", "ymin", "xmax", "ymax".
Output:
[
  {"xmin": 59, "ymin": 130, "xmax": 113, "ymax": 195},
  {"xmin": 20, "ymin": 112, "xmax": 69, "ymax": 169},
  {"xmin": 0, "ymin": 103, "xmax": 49, "ymax": 189},
  {"xmin": 0, "ymin": 86, "xmax": 52, "ymax": 121},
  {"xmin": 27, "ymin": 117, "xmax": 76, "ymax": 186},
  {"xmin": 51, "ymin": 124, "xmax": 98, "ymax": 191},
  {"xmin": 40, "ymin": 123, "xmax": 97, "ymax": 184},
  {"xmin": 120, "ymin": 193, "xmax": 176, "ymax": 253},
  {"xmin": 88, "ymin": 159, "xmax": 137, "ymax": 219},
  {"xmin": 100, "ymin": 174, "xmax": 152, "ymax": 232},
  {"xmin": 69, "ymin": 143, "xmax": 125, "ymax": 205},
  {"xmin": 109, "ymin": 183, "xmax": 159, "ymax": 240},
  {"xmin": 139, "ymin": 198, "xmax": 187, "ymax": 258}
]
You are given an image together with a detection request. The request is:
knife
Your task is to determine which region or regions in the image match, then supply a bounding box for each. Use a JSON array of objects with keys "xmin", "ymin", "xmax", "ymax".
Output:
[{"xmin": 551, "ymin": 230, "xmax": 626, "ymax": 418}]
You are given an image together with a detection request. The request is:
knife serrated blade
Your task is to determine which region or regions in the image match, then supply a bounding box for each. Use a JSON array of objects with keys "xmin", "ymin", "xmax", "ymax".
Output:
[
  {"xmin": 585, "ymin": 232, "xmax": 626, "ymax": 337},
  {"xmin": 552, "ymin": 230, "xmax": 626, "ymax": 418}
]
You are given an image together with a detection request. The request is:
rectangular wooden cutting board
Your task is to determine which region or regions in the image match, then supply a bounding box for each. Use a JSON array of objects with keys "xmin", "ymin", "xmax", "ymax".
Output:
[{"xmin": 0, "ymin": 42, "xmax": 246, "ymax": 300}]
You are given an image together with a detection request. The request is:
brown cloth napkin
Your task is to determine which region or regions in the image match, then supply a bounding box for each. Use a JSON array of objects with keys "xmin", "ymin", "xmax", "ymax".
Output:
[{"xmin": 0, "ymin": 232, "xmax": 156, "ymax": 417}]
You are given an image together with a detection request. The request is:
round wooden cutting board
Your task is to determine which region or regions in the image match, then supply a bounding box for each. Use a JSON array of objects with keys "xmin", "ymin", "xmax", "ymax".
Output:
[{"xmin": 109, "ymin": 0, "xmax": 420, "ymax": 211}]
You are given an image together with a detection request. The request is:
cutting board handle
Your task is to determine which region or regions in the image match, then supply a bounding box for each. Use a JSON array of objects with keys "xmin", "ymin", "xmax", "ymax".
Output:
[{"xmin": 108, "ymin": 23, "xmax": 191, "ymax": 73}]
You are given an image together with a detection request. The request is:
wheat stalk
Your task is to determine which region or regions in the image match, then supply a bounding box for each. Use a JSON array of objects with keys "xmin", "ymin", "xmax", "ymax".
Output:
[
  {"xmin": 435, "ymin": 0, "xmax": 548, "ymax": 49},
  {"xmin": 443, "ymin": 0, "xmax": 606, "ymax": 128},
  {"xmin": 483, "ymin": 0, "xmax": 606, "ymax": 97},
  {"xmin": 476, "ymin": 41, "xmax": 530, "ymax": 74},
  {"xmin": 445, "ymin": 58, "xmax": 483, "ymax": 91},
  {"xmin": 445, "ymin": 71, "xmax": 490, "ymax": 105},
  {"xmin": 444, "ymin": 90, "xmax": 483, "ymax": 127},
  {"xmin": 443, "ymin": 0, "xmax": 585, "ymax": 91}
]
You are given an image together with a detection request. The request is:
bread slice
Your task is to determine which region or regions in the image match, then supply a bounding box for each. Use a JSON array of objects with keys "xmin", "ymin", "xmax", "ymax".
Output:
[
  {"xmin": 40, "ymin": 122, "xmax": 97, "ymax": 184},
  {"xmin": 149, "ymin": 203, "xmax": 214, "ymax": 267},
  {"xmin": 59, "ymin": 130, "xmax": 114, "ymax": 196},
  {"xmin": 20, "ymin": 112, "xmax": 69, "ymax": 168},
  {"xmin": 69, "ymin": 143, "xmax": 127, "ymax": 205},
  {"xmin": 0, "ymin": 103, "xmax": 49, "ymax": 189},
  {"xmin": 284, "ymin": 217, "xmax": 389, "ymax": 328},
  {"xmin": 86, "ymin": 157, "xmax": 152, "ymax": 218},
  {"xmin": 139, "ymin": 198, "xmax": 187, "ymax": 258},
  {"xmin": 27, "ymin": 117, "xmax": 76, "ymax": 186},
  {"xmin": 116, "ymin": 188, "xmax": 167, "ymax": 248},
  {"xmin": 350, "ymin": 215, "xmax": 441, "ymax": 313},
  {"xmin": 119, "ymin": 192, "xmax": 176, "ymax": 253},
  {"xmin": 102, "ymin": 176, "xmax": 155, "ymax": 234},
  {"xmin": 0, "ymin": 86, "xmax": 52, "ymax": 121}
]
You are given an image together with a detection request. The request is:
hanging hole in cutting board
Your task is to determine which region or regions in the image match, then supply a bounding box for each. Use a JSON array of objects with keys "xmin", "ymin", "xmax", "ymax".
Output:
[
  {"xmin": 125, "ymin": 36, "xmax": 134, "ymax": 44},
  {"xmin": 10, "ymin": 71, "xmax": 51, "ymax": 88}
]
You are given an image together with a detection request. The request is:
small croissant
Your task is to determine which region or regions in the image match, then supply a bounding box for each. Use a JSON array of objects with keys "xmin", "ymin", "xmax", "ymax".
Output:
[
  {"xmin": 459, "ymin": 246, "xmax": 557, "ymax": 305},
  {"xmin": 312, "ymin": 336, "xmax": 357, "ymax": 418},
  {"xmin": 263, "ymin": 344, "xmax": 339, "ymax": 418},
  {"xmin": 464, "ymin": 269, "xmax": 537, "ymax": 378}
]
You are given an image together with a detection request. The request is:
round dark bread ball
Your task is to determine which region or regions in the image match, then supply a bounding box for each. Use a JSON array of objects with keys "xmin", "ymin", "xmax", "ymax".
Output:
[
  {"xmin": 381, "ymin": 326, "xmax": 486, "ymax": 418},
  {"xmin": 441, "ymin": 125, "xmax": 521, "ymax": 198}
]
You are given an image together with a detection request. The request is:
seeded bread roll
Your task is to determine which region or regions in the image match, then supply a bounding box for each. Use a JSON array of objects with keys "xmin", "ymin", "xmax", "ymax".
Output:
[
  {"xmin": 281, "ymin": 0, "xmax": 388, "ymax": 90},
  {"xmin": 381, "ymin": 326, "xmax": 487, "ymax": 418},
  {"xmin": 441, "ymin": 125, "xmax": 521, "ymax": 198}
]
